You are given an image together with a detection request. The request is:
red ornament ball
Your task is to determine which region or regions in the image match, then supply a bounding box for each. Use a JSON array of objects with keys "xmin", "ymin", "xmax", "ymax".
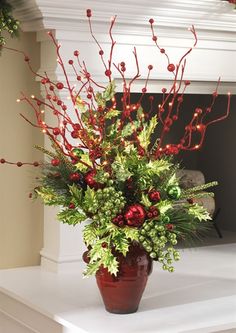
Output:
[
  {"xmin": 84, "ymin": 170, "xmax": 101, "ymax": 189},
  {"xmin": 0, "ymin": 158, "xmax": 6, "ymax": 164},
  {"xmin": 17, "ymin": 162, "xmax": 23, "ymax": 167},
  {"xmin": 148, "ymin": 190, "xmax": 161, "ymax": 203},
  {"xmin": 167, "ymin": 63, "xmax": 175, "ymax": 72},
  {"xmin": 105, "ymin": 69, "xmax": 112, "ymax": 77},
  {"xmin": 124, "ymin": 204, "xmax": 146, "ymax": 227},
  {"xmin": 149, "ymin": 18, "xmax": 154, "ymax": 24}
]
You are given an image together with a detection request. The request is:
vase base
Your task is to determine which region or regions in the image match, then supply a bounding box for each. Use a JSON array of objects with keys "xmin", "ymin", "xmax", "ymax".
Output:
[{"xmin": 105, "ymin": 307, "xmax": 138, "ymax": 314}]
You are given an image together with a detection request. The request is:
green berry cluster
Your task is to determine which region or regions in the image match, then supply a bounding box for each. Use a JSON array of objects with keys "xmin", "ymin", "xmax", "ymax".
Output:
[
  {"xmin": 138, "ymin": 220, "xmax": 180, "ymax": 272},
  {"xmin": 87, "ymin": 186, "xmax": 126, "ymax": 224},
  {"xmin": 0, "ymin": 2, "xmax": 19, "ymax": 46}
]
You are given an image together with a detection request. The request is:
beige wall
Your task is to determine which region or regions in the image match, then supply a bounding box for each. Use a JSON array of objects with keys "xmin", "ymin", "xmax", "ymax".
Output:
[{"xmin": 0, "ymin": 31, "xmax": 43, "ymax": 268}]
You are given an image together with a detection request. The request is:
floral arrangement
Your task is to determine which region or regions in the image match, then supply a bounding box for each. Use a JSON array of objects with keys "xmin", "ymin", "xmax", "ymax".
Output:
[
  {"xmin": 0, "ymin": 0, "xmax": 19, "ymax": 47},
  {"xmin": 1, "ymin": 9, "xmax": 231, "ymax": 277}
]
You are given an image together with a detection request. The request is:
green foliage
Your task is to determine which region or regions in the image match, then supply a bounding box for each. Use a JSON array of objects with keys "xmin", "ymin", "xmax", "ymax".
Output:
[
  {"xmin": 111, "ymin": 153, "xmax": 133, "ymax": 181},
  {"xmin": 104, "ymin": 109, "xmax": 121, "ymax": 120},
  {"xmin": 0, "ymin": 1, "xmax": 20, "ymax": 47},
  {"xmin": 36, "ymin": 187, "xmax": 66, "ymax": 206},
  {"xmin": 187, "ymin": 203, "xmax": 212, "ymax": 221},
  {"xmin": 138, "ymin": 116, "xmax": 157, "ymax": 150},
  {"xmin": 57, "ymin": 209, "xmax": 86, "ymax": 226},
  {"xmin": 69, "ymin": 184, "xmax": 83, "ymax": 205}
]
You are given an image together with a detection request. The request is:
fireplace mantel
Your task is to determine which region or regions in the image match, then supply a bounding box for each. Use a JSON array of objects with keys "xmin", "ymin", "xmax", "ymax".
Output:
[{"xmin": 10, "ymin": 0, "xmax": 236, "ymax": 93}]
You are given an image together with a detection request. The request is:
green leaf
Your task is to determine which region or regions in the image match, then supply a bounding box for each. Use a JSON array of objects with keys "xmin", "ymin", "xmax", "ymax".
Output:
[
  {"xmin": 138, "ymin": 115, "xmax": 157, "ymax": 150},
  {"xmin": 35, "ymin": 187, "xmax": 65, "ymax": 206},
  {"xmin": 75, "ymin": 153, "xmax": 92, "ymax": 172},
  {"xmin": 84, "ymin": 260, "xmax": 101, "ymax": 277},
  {"xmin": 122, "ymin": 227, "xmax": 139, "ymax": 242},
  {"xmin": 121, "ymin": 120, "xmax": 140, "ymax": 137},
  {"xmin": 157, "ymin": 200, "xmax": 172, "ymax": 214},
  {"xmin": 187, "ymin": 203, "xmax": 212, "ymax": 221},
  {"xmin": 95, "ymin": 92, "xmax": 106, "ymax": 108},
  {"xmin": 141, "ymin": 193, "xmax": 152, "ymax": 208},
  {"xmin": 57, "ymin": 209, "xmax": 86, "ymax": 226},
  {"xmin": 103, "ymin": 80, "xmax": 116, "ymax": 101},
  {"xmin": 76, "ymin": 96, "xmax": 87, "ymax": 113},
  {"xmin": 147, "ymin": 159, "xmax": 172, "ymax": 176},
  {"xmin": 83, "ymin": 187, "xmax": 96, "ymax": 210},
  {"xmin": 104, "ymin": 109, "xmax": 121, "ymax": 120},
  {"xmin": 68, "ymin": 184, "xmax": 83, "ymax": 205},
  {"xmin": 111, "ymin": 153, "xmax": 133, "ymax": 181},
  {"xmin": 83, "ymin": 223, "xmax": 98, "ymax": 246}
]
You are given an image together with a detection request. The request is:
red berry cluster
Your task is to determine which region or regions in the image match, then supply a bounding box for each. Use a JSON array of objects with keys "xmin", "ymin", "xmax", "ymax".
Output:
[
  {"xmin": 112, "ymin": 215, "xmax": 125, "ymax": 227},
  {"xmin": 147, "ymin": 206, "xmax": 159, "ymax": 219},
  {"xmin": 148, "ymin": 190, "xmax": 161, "ymax": 203}
]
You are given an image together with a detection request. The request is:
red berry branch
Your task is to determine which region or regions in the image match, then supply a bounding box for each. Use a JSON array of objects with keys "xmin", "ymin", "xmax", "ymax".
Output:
[{"xmin": 0, "ymin": 9, "xmax": 231, "ymax": 168}]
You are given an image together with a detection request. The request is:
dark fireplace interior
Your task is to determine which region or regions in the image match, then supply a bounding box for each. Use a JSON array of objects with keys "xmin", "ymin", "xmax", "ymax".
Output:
[{"xmin": 116, "ymin": 92, "xmax": 236, "ymax": 233}]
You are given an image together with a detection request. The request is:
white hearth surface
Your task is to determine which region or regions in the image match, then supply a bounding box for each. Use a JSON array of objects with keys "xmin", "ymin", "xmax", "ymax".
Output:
[{"xmin": 0, "ymin": 244, "xmax": 236, "ymax": 333}]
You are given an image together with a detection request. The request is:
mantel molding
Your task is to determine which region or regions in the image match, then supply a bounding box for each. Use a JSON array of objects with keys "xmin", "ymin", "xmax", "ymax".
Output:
[{"xmin": 10, "ymin": 0, "xmax": 236, "ymax": 34}]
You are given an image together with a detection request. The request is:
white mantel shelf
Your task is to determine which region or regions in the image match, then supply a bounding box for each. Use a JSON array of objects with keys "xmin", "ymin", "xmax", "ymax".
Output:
[{"xmin": 0, "ymin": 243, "xmax": 236, "ymax": 333}]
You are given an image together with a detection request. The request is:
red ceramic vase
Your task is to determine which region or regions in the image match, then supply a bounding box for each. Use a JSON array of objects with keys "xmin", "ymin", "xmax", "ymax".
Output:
[{"xmin": 96, "ymin": 243, "xmax": 153, "ymax": 314}]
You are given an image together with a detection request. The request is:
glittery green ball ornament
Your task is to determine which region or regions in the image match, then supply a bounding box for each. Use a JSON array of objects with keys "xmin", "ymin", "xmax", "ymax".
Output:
[
  {"xmin": 72, "ymin": 148, "xmax": 84, "ymax": 157},
  {"xmin": 167, "ymin": 185, "xmax": 181, "ymax": 200}
]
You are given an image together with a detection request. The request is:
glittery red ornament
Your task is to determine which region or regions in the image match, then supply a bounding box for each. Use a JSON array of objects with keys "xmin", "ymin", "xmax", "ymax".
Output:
[
  {"xmin": 84, "ymin": 170, "xmax": 102, "ymax": 189},
  {"xmin": 124, "ymin": 204, "xmax": 146, "ymax": 227},
  {"xmin": 148, "ymin": 190, "xmax": 161, "ymax": 203},
  {"xmin": 53, "ymin": 127, "xmax": 60, "ymax": 136}
]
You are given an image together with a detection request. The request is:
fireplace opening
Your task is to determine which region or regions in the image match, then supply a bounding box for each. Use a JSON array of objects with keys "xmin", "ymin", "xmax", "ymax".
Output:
[{"xmin": 115, "ymin": 92, "xmax": 236, "ymax": 236}]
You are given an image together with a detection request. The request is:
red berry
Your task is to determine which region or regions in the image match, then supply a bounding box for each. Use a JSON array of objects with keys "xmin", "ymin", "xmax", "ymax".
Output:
[
  {"xmin": 152, "ymin": 36, "xmax": 157, "ymax": 42},
  {"xmin": 73, "ymin": 123, "xmax": 81, "ymax": 130},
  {"xmin": 187, "ymin": 198, "xmax": 194, "ymax": 204},
  {"xmin": 185, "ymin": 80, "xmax": 191, "ymax": 86},
  {"xmin": 56, "ymin": 82, "xmax": 64, "ymax": 90},
  {"xmin": 71, "ymin": 130, "xmax": 79, "ymax": 139},
  {"xmin": 148, "ymin": 190, "xmax": 161, "ymax": 203},
  {"xmin": 0, "ymin": 158, "xmax": 6, "ymax": 164},
  {"xmin": 120, "ymin": 61, "xmax": 125, "ymax": 67},
  {"xmin": 17, "ymin": 162, "xmax": 23, "ymax": 167},
  {"xmin": 24, "ymin": 56, "xmax": 30, "ymax": 62},
  {"xmin": 166, "ymin": 223, "xmax": 174, "ymax": 231},
  {"xmin": 74, "ymin": 50, "xmax": 79, "ymax": 56},
  {"xmin": 172, "ymin": 115, "xmax": 178, "ymax": 121},
  {"xmin": 77, "ymin": 75, "xmax": 81, "ymax": 81},
  {"xmin": 68, "ymin": 60, "xmax": 73, "ymax": 65},
  {"xmin": 62, "ymin": 105, "xmax": 67, "ymax": 111},
  {"xmin": 53, "ymin": 127, "xmax": 60, "ymax": 136},
  {"xmin": 167, "ymin": 64, "xmax": 175, "ymax": 72},
  {"xmin": 105, "ymin": 69, "xmax": 112, "ymax": 76},
  {"xmin": 149, "ymin": 18, "xmax": 154, "ymax": 24},
  {"xmin": 33, "ymin": 161, "xmax": 39, "ymax": 167},
  {"xmin": 147, "ymin": 212, "xmax": 153, "ymax": 219},
  {"xmin": 69, "ymin": 173, "xmax": 80, "ymax": 181},
  {"xmin": 86, "ymin": 9, "xmax": 92, "ymax": 17},
  {"xmin": 160, "ymin": 48, "xmax": 165, "ymax": 54},
  {"xmin": 142, "ymin": 88, "xmax": 147, "ymax": 93},
  {"xmin": 69, "ymin": 203, "xmax": 75, "ymax": 209},
  {"xmin": 57, "ymin": 100, "xmax": 62, "ymax": 105},
  {"xmin": 148, "ymin": 65, "xmax": 153, "ymax": 70},
  {"xmin": 51, "ymin": 159, "xmax": 60, "ymax": 166},
  {"xmin": 162, "ymin": 88, "xmax": 167, "ymax": 93},
  {"xmin": 99, "ymin": 50, "xmax": 104, "ymax": 55},
  {"xmin": 153, "ymin": 210, "xmax": 159, "ymax": 217},
  {"xmin": 102, "ymin": 242, "xmax": 107, "ymax": 248}
]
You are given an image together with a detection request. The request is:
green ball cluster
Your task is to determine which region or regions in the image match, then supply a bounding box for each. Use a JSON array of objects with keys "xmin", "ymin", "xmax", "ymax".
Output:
[
  {"xmin": 87, "ymin": 186, "xmax": 126, "ymax": 224},
  {"xmin": 138, "ymin": 220, "xmax": 180, "ymax": 272},
  {"xmin": 0, "ymin": 3, "xmax": 19, "ymax": 46}
]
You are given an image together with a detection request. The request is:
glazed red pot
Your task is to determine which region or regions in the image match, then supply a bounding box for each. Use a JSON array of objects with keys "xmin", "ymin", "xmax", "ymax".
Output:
[{"xmin": 96, "ymin": 243, "xmax": 153, "ymax": 314}]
